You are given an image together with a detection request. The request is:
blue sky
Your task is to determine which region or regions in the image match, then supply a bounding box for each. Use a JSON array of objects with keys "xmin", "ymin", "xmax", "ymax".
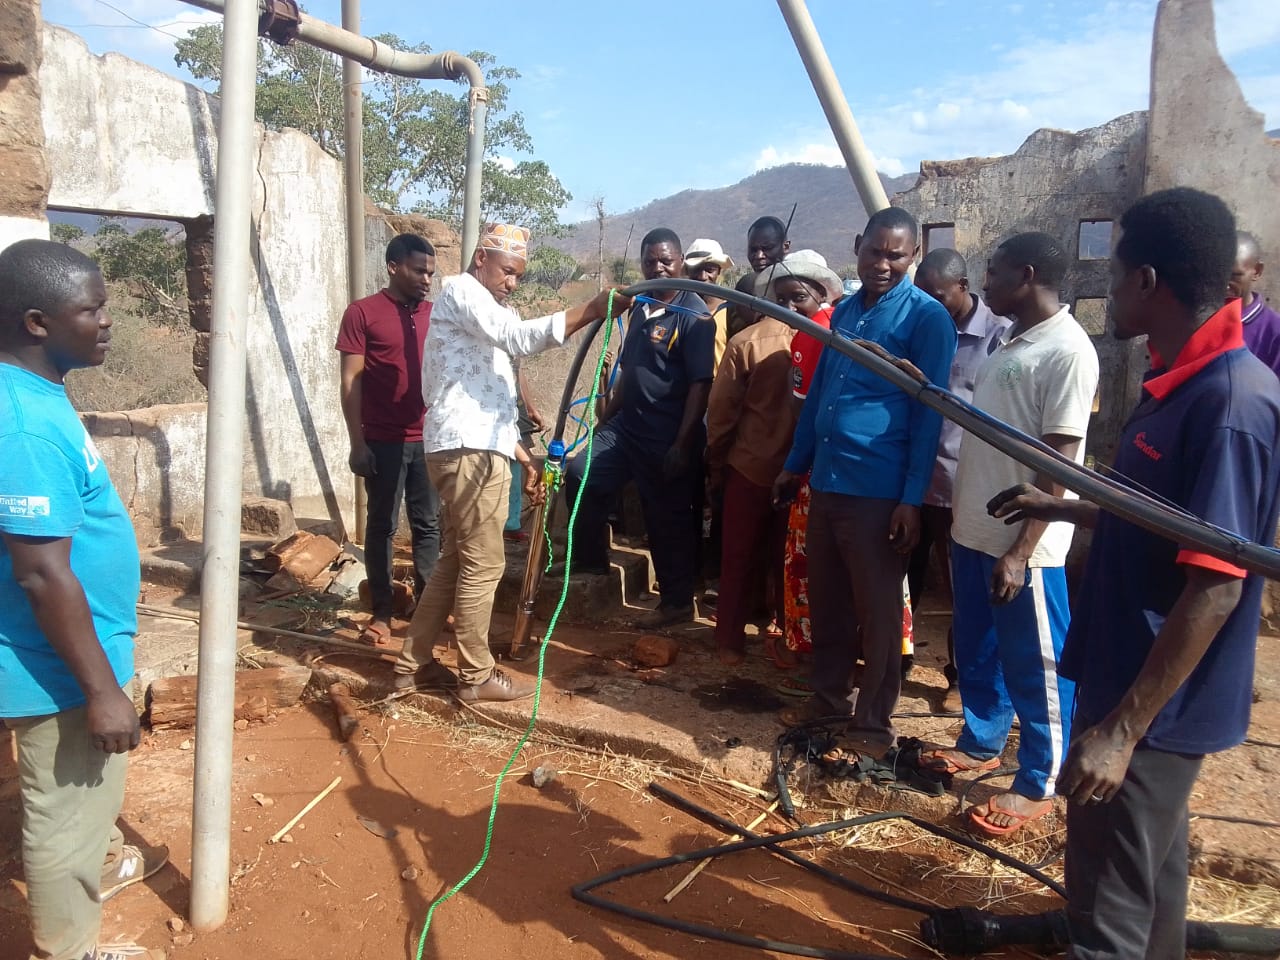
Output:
[{"xmin": 42, "ymin": 0, "xmax": 1280, "ymax": 224}]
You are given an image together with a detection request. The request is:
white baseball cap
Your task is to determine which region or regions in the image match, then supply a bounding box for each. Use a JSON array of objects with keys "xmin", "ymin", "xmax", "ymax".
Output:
[{"xmin": 684, "ymin": 238, "xmax": 735, "ymax": 270}]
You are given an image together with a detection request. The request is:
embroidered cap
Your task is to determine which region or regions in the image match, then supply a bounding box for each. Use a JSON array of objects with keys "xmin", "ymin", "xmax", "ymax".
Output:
[{"xmin": 479, "ymin": 222, "xmax": 531, "ymax": 261}]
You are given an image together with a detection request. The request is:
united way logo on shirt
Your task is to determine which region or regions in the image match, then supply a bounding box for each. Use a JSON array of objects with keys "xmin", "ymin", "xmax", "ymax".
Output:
[{"xmin": 0, "ymin": 495, "xmax": 51, "ymax": 518}]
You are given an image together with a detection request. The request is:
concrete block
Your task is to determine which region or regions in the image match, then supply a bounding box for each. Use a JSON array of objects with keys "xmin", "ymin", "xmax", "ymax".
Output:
[
  {"xmin": 241, "ymin": 497, "xmax": 297, "ymax": 539},
  {"xmin": 633, "ymin": 634, "xmax": 679, "ymax": 668}
]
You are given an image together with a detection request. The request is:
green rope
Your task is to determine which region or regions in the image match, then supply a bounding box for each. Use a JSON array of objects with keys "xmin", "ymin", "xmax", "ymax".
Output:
[{"xmin": 413, "ymin": 292, "xmax": 619, "ymax": 958}]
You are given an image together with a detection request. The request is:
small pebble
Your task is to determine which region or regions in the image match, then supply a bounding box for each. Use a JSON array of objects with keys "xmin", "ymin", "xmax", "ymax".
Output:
[
  {"xmin": 244, "ymin": 754, "xmax": 260, "ymax": 762},
  {"xmin": 173, "ymin": 932, "xmax": 195, "ymax": 948},
  {"xmin": 280, "ymin": 833, "xmax": 294, "ymax": 844},
  {"xmin": 234, "ymin": 719, "xmax": 249, "ymax": 731},
  {"xmin": 179, "ymin": 739, "xmax": 192, "ymax": 751},
  {"xmin": 167, "ymin": 916, "xmax": 185, "ymax": 934},
  {"xmin": 531, "ymin": 765, "xmax": 558, "ymax": 789},
  {"xmin": 401, "ymin": 866, "xmax": 420, "ymax": 881},
  {"xmin": 301, "ymin": 909, "xmax": 310, "ymax": 919},
  {"xmin": 242, "ymin": 826, "xmax": 252, "ymax": 833},
  {"xmin": 251, "ymin": 792, "xmax": 273, "ymax": 808}
]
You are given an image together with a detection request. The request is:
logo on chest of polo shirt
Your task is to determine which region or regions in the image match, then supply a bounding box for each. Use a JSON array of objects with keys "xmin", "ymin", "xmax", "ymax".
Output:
[
  {"xmin": 996, "ymin": 357, "xmax": 1024, "ymax": 389},
  {"xmin": 1133, "ymin": 431, "xmax": 1163, "ymax": 461},
  {"xmin": 649, "ymin": 324, "xmax": 669, "ymax": 343}
]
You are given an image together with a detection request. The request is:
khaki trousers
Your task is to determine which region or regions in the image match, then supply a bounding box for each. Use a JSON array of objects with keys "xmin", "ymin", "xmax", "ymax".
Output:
[
  {"xmin": 397, "ymin": 449, "xmax": 510, "ymax": 685},
  {"xmin": 7, "ymin": 694, "xmax": 130, "ymax": 960}
]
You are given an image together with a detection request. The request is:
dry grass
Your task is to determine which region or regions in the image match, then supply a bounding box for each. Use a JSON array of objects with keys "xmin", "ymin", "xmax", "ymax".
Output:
[{"xmin": 65, "ymin": 286, "xmax": 204, "ymax": 413}]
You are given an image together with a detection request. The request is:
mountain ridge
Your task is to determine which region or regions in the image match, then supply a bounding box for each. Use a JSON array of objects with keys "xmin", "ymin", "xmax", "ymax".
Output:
[{"xmin": 549, "ymin": 163, "xmax": 919, "ymax": 270}]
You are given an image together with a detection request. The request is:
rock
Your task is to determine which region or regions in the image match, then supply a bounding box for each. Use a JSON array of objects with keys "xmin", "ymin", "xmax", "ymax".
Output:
[
  {"xmin": 357, "ymin": 577, "xmax": 414, "ymax": 617},
  {"xmin": 531, "ymin": 765, "xmax": 558, "ymax": 789},
  {"xmin": 633, "ymin": 634, "xmax": 679, "ymax": 668},
  {"xmin": 280, "ymin": 833, "xmax": 294, "ymax": 844},
  {"xmin": 251, "ymin": 792, "xmax": 274, "ymax": 808},
  {"xmin": 167, "ymin": 916, "xmax": 185, "ymax": 934},
  {"xmin": 401, "ymin": 865, "xmax": 420, "ymax": 881},
  {"xmin": 174, "ymin": 932, "xmax": 195, "ymax": 948},
  {"xmin": 179, "ymin": 739, "xmax": 193, "ymax": 751},
  {"xmin": 234, "ymin": 719, "xmax": 249, "ymax": 731},
  {"xmin": 241, "ymin": 497, "xmax": 298, "ymax": 539},
  {"xmin": 266, "ymin": 531, "xmax": 343, "ymax": 589}
]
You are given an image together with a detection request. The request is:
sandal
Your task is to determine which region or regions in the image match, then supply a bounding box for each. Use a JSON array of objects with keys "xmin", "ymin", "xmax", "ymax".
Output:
[
  {"xmin": 777, "ymin": 676, "xmax": 812, "ymax": 698},
  {"xmin": 762, "ymin": 633, "xmax": 798, "ymax": 670},
  {"xmin": 358, "ymin": 619, "xmax": 394, "ymax": 648},
  {"xmin": 917, "ymin": 748, "xmax": 1001, "ymax": 775},
  {"xmin": 968, "ymin": 795, "xmax": 1053, "ymax": 837}
]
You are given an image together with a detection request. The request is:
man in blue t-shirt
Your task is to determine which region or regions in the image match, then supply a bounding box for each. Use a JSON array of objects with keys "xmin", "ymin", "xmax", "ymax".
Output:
[
  {"xmin": 991, "ymin": 188, "xmax": 1280, "ymax": 960},
  {"xmin": 0, "ymin": 240, "xmax": 166, "ymax": 960},
  {"xmin": 773, "ymin": 207, "xmax": 956, "ymax": 756},
  {"xmin": 564, "ymin": 228, "xmax": 715, "ymax": 628}
]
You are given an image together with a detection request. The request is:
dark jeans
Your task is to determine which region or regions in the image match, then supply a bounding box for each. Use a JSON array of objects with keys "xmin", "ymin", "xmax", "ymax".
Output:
[
  {"xmin": 1065, "ymin": 743, "xmax": 1204, "ymax": 960},
  {"xmin": 714, "ymin": 466, "xmax": 785, "ymax": 653},
  {"xmin": 806, "ymin": 492, "xmax": 905, "ymax": 751},
  {"xmin": 365, "ymin": 440, "xmax": 441, "ymax": 620},
  {"xmin": 564, "ymin": 424, "xmax": 701, "ymax": 609},
  {"xmin": 907, "ymin": 504, "xmax": 957, "ymax": 682}
]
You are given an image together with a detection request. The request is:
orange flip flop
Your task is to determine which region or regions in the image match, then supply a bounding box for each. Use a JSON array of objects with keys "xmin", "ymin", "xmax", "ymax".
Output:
[
  {"xmin": 967, "ymin": 797, "xmax": 1053, "ymax": 837},
  {"xmin": 917, "ymin": 749, "xmax": 1001, "ymax": 775}
]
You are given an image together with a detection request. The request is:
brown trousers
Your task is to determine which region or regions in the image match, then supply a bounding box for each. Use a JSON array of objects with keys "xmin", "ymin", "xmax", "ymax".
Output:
[
  {"xmin": 397, "ymin": 449, "xmax": 510, "ymax": 685},
  {"xmin": 805, "ymin": 492, "xmax": 906, "ymax": 752}
]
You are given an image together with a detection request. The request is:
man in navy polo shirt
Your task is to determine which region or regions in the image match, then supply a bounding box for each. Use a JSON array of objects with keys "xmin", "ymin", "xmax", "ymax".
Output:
[
  {"xmin": 336, "ymin": 233, "xmax": 440, "ymax": 646},
  {"xmin": 773, "ymin": 207, "xmax": 957, "ymax": 755},
  {"xmin": 992, "ymin": 188, "xmax": 1280, "ymax": 959},
  {"xmin": 564, "ymin": 228, "xmax": 714, "ymax": 628}
]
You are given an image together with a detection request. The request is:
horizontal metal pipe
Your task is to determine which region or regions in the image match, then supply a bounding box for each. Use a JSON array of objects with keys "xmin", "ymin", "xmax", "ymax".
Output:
[
  {"xmin": 178, "ymin": 0, "xmax": 484, "ymax": 85},
  {"xmin": 619, "ymin": 278, "xmax": 1280, "ymax": 581}
]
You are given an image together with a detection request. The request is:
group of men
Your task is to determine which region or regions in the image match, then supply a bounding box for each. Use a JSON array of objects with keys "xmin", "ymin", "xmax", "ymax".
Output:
[{"xmin": 2, "ymin": 180, "xmax": 1279, "ymax": 959}]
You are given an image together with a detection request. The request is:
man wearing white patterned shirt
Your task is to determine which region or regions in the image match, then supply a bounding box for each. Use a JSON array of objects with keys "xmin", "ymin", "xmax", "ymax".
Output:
[{"xmin": 394, "ymin": 223, "xmax": 627, "ymax": 702}]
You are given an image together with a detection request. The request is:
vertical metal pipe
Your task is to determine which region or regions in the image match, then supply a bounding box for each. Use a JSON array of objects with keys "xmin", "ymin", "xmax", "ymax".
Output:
[
  {"xmin": 776, "ymin": 0, "xmax": 890, "ymax": 215},
  {"xmin": 341, "ymin": 0, "xmax": 366, "ymax": 543},
  {"xmin": 189, "ymin": 0, "xmax": 258, "ymax": 932},
  {"xmin": 460, "ymin": 88, "xmax": 487, "ymax": 267}
]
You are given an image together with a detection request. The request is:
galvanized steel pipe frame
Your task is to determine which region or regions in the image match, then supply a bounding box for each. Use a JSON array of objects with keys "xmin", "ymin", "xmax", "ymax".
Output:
[
  {"xmin": 615, "ymin": 278, "xmax": 1280, "ymax": 581},
  {"xmin": 776, "ymin": 0, "xmax": 891, "ymax": 215},
  {"xmin": 178, "ymin": 0, "xmax": 489, "ymax": 265},
  {"xmin": 189, "ymin": 0, "xmax": 259, "ymax": 932},
  {"xmin": 341, "ymin": 0, "xmax": 366, "ymax": 543}
]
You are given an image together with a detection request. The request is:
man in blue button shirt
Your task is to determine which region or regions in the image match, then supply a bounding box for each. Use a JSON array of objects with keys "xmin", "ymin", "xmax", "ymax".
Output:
[
  {"xmin": 992, "ymin": 188, "xmax": 1280, "ymax": 960},
  {"xmin": 773, "ymin": 208, "xmax": 957, "ymax": 755}
]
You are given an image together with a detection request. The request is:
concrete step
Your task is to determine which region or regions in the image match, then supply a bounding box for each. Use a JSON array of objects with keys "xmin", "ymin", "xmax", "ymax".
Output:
[{"xmin": 493, "ymin": 538, "xmax": 652, "ymax": 624}]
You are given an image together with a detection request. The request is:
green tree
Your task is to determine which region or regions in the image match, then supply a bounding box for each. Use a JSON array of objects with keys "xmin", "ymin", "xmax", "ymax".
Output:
[
  {"xmin": 174, "ymin": 25, "xmax": 569, "ymax": 233},
  {"xmin": 524, "ymin": 246, "xmax": 580, "ymax": 291},
  {"xmin": 91, "ymin": 219, "xmax": 187, "ymax": 321},
  {"xmin": 51, "ymin": 223, "xmax": 86, "ymax": 245}
]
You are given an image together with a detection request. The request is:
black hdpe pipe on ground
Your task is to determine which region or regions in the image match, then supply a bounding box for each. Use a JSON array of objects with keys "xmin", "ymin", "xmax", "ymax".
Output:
[{"xmin": 567, "ymin": 783, "xmax": 1280, "ymax": 958}]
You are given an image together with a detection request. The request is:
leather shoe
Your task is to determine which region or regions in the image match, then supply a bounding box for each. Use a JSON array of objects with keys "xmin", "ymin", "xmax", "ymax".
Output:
[{"xmin": 457, "ymin": 668, "xmax": 535, "ymax": 703}]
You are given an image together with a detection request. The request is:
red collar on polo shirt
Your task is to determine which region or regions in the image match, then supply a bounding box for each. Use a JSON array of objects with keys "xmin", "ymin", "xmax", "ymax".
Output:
[{"xmin": 1143, "ymin": 299, "xmax": 1244, "ymax": 400}]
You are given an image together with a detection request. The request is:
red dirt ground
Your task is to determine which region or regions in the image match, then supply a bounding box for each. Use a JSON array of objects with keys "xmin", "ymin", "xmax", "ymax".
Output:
[{"xmin": 1, "ymin": 704, "xmax": 1066, "ymax": 960}]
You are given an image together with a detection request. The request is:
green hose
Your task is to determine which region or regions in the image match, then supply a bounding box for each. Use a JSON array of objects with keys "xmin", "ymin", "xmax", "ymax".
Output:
[{"xmin": 412, "ymin": 292, "xmax": 618, "ymax": 958}]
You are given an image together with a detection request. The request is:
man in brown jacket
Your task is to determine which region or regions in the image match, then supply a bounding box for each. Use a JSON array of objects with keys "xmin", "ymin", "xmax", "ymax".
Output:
[{"xmin": 706, "ymin": 251, "xmax": 842, "ymax": 664}]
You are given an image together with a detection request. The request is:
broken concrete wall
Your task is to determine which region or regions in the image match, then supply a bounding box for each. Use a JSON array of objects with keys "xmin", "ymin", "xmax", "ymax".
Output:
[
  {"xmin": 894, "ymin": 112, "xmax": 1151, "ymax": 468},
  {"xmin": 1146, "ymin": 0, "xmax": 1279, "ymax": 303},
  {"xmin": 40, "ymin": 26, "xmax": 352, "ymax": 538},
  {"xmin": 0, "ymin": 0, "xmax": 49, "ymax": 248}
]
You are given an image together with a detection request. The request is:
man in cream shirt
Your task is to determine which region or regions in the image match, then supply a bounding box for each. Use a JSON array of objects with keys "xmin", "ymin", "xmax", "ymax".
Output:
[
  {"xmin": 920, "ymin": 232, "xmax": 1099, "ymax": 837},
  {"xmin": 393, "ymin": 223, "xmax": 628, "ymax": 702}
]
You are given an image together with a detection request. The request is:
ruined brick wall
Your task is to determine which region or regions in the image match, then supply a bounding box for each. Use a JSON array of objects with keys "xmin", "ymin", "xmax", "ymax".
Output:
[
  {"xmin": 894, "ymin": 113, "xmax": 1151, "ymax": 470},
  {"xmin": 0, "ymin": 0, "xmax": 49, "ymax": 247}
]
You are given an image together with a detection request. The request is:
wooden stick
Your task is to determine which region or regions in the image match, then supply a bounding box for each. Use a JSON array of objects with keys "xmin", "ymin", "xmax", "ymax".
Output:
[
  {"xmin": 135, "ymin": 604, "xmax": 396, "ymax": 661},
  {"xmin": 269, "ymin": 776, "xmax": 342, "ymax": 843},
  {"xmin": 663, "ymin": 800, "xmax": 779, "ymax": 903}
]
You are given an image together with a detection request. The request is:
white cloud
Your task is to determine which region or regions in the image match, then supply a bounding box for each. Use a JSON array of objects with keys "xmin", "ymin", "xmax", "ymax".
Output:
[
  {"xmin": 57, "ymin": 0, "xmax": 220, "ymax": 62},
  {"xmin": 493, "ymin": 155, "xmax": 518, "ymax": 171}
]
